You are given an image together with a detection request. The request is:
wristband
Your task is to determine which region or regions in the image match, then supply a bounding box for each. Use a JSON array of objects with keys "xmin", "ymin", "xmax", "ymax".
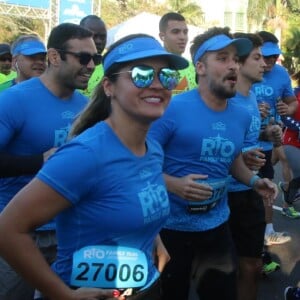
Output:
[{"xmin": 249, "ymin": 175, "xmax": 260, "ymax": 187}]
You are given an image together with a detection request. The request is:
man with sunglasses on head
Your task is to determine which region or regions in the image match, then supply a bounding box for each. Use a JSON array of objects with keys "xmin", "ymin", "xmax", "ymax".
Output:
[
  {"xmin": 0, "ymin": 23, "xmax": 94, "ymax": 300},
  {"xmin": 79, "ymin": 14, "xmax": 107, "ymax": 98},
  {"xmin": 0, "ymin": 34, "xmax": 47, "ymax": 92},
  {"xmin": 0, "ymin": 43, "xmax": 16, "ymax": 84},
  {"xmin": 251, "ymin": 30, "xmax": 298, "ymax": 275},
  {"xmin": 149, "ymin": 26, "xmax": 278, "ymax": 300}
]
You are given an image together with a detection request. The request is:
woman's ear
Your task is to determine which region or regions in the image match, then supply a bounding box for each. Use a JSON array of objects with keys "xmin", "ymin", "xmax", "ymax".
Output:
[{"xmin": 102, "ymin": 77, "xmax": 113, "ymax": 98}]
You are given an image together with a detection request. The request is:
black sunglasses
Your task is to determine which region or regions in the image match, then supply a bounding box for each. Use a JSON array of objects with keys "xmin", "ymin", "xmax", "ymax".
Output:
[
  {"xmin": 0, "ymin": 56, "xmax": 12, "ymax": 62},
  {"xmin": 57, "ymin": 49, "xmax": 102, "ymax": 66}
]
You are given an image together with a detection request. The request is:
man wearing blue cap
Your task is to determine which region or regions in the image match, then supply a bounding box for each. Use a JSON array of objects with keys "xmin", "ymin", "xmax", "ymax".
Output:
[
  {"xmin": 251, "ymin": 31, "xmax": 298, "ymax": 274},
  {"xmin": 0, "ymin": 34, "xmax": 47, "ymax": 92},
  {"xmin": 149, "ymin": 27, "xmax": 278, "ymax": 300}
]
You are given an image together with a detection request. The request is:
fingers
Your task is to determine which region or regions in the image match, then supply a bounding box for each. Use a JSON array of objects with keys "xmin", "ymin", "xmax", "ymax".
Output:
[{"xmin": 184, "ymin": 181, "xmax": 213, "ymax": 201}]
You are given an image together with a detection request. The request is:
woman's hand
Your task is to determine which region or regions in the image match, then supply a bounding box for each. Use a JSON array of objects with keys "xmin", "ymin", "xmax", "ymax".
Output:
[{"xmin": 153, "ymin": 235, "xmax": 170, "ymax": 273}]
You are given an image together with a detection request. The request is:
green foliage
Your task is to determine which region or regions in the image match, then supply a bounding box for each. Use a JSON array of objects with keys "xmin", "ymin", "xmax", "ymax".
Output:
[
  {"xmin": 101, "ymin": 0, "xmax": 204, "ymax": 28},
  {"xmin": 282, "ymin": 26, "xmax": 300, "ymax": 73},
  {"xmin": 0, "ymin": 15, "xmax": 44, "ymax": 44}
]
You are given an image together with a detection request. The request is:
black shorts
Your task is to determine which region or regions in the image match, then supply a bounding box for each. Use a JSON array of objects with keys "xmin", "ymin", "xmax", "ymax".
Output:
[
  {"xmin": 160, "ymin": 222, "xmax": 237, "ymax": 300},
  {"xmin": 258, "ymin": 149, "xmax": 274, "ymax": 179},
  {"xmin": 228, "ymin": 189, "xmax": 266, "ymax": 258}
]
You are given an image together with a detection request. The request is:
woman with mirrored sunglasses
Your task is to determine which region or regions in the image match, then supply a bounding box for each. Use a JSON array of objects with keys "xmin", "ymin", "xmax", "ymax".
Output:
[{"xmin": 0, "ymin": 34, "xmax": 188, "ymax": 300}]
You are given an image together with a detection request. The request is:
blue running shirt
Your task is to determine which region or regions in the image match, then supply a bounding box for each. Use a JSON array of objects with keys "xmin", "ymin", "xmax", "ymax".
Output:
[
  {"xmin": 37, "ymin": 122, "xmax": 170, "ymax": 287},
  {"xmin": 228, "ymin": 91, "xmax": 261, "ymax": 192},
  {"xmin": 252, "ymin": 64, "xmax": 294, "ymax": 150},
  {"xmin": 0, "ymin": 77, "xmax": 88, "ymax": 230},
  {"xmin": 149, "ymin": 89, "xmax": 252, "ymax": 231}
]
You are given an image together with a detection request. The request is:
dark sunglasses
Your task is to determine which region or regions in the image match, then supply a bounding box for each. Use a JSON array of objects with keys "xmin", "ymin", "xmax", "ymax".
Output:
[
  {"xmin": 57, "ymin": 49, "xmax": 102, "ymax": 66},
  {"xmin": 112, "ymin": 65, "xmax": 180, "ymax": 90},
  {"xmin": 263, "ymin": 55, "xmax": 279, "ymax": 60},
  {"xmin": 0, "ymin": 56, "xmax": 12, "ymax": 62}
]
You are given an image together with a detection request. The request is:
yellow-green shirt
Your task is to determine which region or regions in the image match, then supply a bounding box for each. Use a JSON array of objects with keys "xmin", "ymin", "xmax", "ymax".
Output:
[
  {"xmin": 0, "ymin": 70, "xmax": 16, "ymax": 84},
  {"xmin": 80, "ymin": 64, "xmax": 104, "ymax": 99},
  {"xmin": 172, "ymin": 61, "xmax": 197, "ymax": 95}
]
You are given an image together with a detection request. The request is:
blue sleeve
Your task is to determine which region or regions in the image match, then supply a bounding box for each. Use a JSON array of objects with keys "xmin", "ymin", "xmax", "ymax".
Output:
[
  {"xmin": 0, "ymin": 90, "xmax": 24, "ymax": 148},
  {"xmin": 242, "ymin": 118, "xmax": 260, "ymax": 151},
  {"xmin": 37, "ymin": 141, "xmax": 98, "ymax": 204},
  {"xmin": 148, "ymin": 105, "xmax": 177, "ymax": 147},
  {"xmin": 282, "ymin": 70, "xmax": 294, "ymax": 98}
]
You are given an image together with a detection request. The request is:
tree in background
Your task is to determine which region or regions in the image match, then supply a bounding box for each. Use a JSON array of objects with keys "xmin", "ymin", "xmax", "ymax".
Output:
[
  {"xmin": 0, "ymin": 15, "xmax": 44, "ymax": 44},
  {"xmin": 101, "ymin": 0, "xmax": 204, "ymax": 28}
]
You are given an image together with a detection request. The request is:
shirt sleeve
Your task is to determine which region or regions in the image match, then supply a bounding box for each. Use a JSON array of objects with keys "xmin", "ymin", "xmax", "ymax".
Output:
[
  {"xmin": 0, "ymin": 90, "xmax": 25, "ymax": 148},
  {"xmin": 37, "ymin": 141, "xmax": 98, "ymax": 204}
]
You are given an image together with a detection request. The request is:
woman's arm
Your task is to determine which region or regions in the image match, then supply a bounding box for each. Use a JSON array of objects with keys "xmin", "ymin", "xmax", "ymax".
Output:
[
  {"xmin": 0, "ymin": 178, "xmax": 75, "ymax": 299},
  {"xmin": 0, "ymin": 178, "xmax": 120, "ymax": 300}
]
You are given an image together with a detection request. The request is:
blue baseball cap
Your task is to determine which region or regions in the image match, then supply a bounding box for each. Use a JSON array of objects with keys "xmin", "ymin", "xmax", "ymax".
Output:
[
  {"xmin": 103, "ymin": 35, "xmax": 188, "ymax": 73},
  {"xmin": 261, "ymin": 41, "xmax": 281, "ymax": 56},
  {"xmin": 11, "ymin": 39, "xmax": 47, "ymax": 56},
  {"xmin": 193, "ymin": 34, "xmax": 253, "ymax": 65}
]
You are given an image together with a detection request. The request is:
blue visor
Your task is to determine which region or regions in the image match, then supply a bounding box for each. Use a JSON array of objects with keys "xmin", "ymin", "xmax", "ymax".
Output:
[
  {"xmin": 261, "ymin": 41, "xmax": 281, "ymax": 56},
  {"xmin": 12, "ymin": 40, "xmax": 47, "ymax": 56},
  {"xmin": 193, "ymin": 34, "xmax": 253, "ymax": 65},
  {"xmin": 103, "ymin": 36, "xmax": 188, "ymax": 73}
]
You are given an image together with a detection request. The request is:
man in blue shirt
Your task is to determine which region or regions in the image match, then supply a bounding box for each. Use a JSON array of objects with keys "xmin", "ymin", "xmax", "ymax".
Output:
[
  {"xmin": 149, "ymin": 27, "xmax": 278, "ymax": 300},
  {"xmin": 0, "ymin": 23, "xmax": 94, "ymax": 300}
]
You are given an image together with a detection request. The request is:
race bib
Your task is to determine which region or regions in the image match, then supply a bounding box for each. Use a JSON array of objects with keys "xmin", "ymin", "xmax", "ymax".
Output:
[{"xmin": 70, "ymin": 245, "xmax": 148, "ymax": 289}]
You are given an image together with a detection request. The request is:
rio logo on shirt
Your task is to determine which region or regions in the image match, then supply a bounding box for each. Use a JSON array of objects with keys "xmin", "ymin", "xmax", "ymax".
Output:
[
  {"xmin": 200, "ymin": 134, "xmax": 235, "ymax": 163},
  {"xmin": 138, "ymin": 182, "xmax": 169, "ymax": 224}
]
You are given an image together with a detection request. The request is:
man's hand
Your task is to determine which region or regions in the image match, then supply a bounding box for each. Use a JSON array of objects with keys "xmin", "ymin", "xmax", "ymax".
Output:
[
  {"xmin": 242, "ymin": 148, "xmax": 266, "ymax": 171},
  {"xmin": 166, "ymin": 174, "xmax": 213, "ymax": 202},
  {"xmin": 253, "ymin": 178, "xmax": 278, "ymax": 207}
]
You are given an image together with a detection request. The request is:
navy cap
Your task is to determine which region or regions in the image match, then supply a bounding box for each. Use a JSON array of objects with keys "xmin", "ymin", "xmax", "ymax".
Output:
[
  {"xmin": 103, "ymin": 36, "xmax": 188, "ymax": 73},
  {"xmin": 0, "ymin": 44, "xmax": 11, "ymax": 56}
]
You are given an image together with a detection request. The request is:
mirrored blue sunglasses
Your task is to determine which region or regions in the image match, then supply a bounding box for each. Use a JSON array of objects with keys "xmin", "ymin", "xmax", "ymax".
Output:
[{"xmin": 113, "ymin": 65, "xmax": 180, "ymax": 90}]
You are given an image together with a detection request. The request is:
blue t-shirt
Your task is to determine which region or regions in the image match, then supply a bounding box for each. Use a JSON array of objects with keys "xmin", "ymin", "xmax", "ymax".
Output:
[
  {"xmin": 228, "ymin": 91, "xmax": 261, "ymax": 192},
  {"xmin": 148, "ymin": 89, "xmax": 252, "ymax": 232},
  {"xmin": 37, "ymin": 122, "xmax": 169, "ymax": 288},
  {"xmin": 0, "ymin": 77, "xmax": 88, "ymax": 230},
  {"xmin": 252, "ymin": 64, "xmax": 294, "ymax": 150}
]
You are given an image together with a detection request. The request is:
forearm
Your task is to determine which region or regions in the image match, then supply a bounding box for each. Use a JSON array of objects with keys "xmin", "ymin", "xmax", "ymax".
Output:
[
  {"xmin": 287, "ymin": 100, "xmax": 298, "ymax": 115},
  {"xmin": 0, "ymin": 152, "xmax": 43, "ymax": 177},
  {"xmin": 0, "ymin": 231, "xmax": 72, "ymax": 300},
  {"xmin": 230, "ymin": 154, "xmax": 257, "ymax": 187}
]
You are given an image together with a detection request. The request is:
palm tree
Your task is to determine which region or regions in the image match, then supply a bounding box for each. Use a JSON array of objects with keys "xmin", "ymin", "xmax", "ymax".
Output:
[
  {"xmin": 283, "ymin": 27, "xmax": 300, "ymax": 73},
  {"xmin": 166, "ymin": 0, "xmax": 204, "ymax": 26}
]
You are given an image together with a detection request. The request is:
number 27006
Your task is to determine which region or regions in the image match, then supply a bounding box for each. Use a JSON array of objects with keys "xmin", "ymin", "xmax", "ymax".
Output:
[{"xmin": 75, "ymin": 262, "xmax": 145, "ymax": 282}]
